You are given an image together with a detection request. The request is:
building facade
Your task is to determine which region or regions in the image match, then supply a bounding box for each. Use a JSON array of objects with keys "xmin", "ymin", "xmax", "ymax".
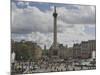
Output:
[
  {"xmin": 73, "ymin": 40, "xmax": 96, "ymax": 59},
  {"xmin": 80, "ymin": 41, "xmax": 90, "ymax": 59},
  {"xmin": 73, "ymin": 44, "xmax": 81, "ymax": 59}
]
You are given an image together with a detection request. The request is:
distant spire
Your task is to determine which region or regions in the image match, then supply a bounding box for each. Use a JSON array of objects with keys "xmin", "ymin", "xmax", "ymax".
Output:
[
  {"xmin": 54, "ymin": 6, "xmax": 56, "ymax": 13},
  {"xmin": 44, "ymin": 45, "xmax": 46, "ymax": 50}
]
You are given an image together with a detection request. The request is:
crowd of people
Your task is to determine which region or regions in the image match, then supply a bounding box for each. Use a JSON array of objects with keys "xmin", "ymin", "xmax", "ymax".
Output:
[{"xmin": 11, "ymin": 57, "xmax": 96, "ymax": 74}]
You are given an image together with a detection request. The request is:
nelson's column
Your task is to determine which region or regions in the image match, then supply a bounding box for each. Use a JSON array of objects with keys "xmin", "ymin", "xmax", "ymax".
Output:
[{"xmin": 49, "ymin": 6, "xmax": 60, "ymax": 58}]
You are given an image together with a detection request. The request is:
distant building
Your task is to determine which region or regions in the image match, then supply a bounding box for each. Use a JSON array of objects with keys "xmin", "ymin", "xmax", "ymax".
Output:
[
  {"xmin": 88, "ymin": 40, "xmax": 96, "ymax": 59},
  {"xmin": 81, "ymin": 40, "xmax": 96, "ymax": 59},
  {"xmin": 80, "ymin": 41, "xmax": 90, "ymax": 59},
  {"xmin": 24, "ymin": 41, "xmax": 42, "ymax": 61},
  {"xmin": 73, "ymin": 44, "xmax": 81, "ymax": 59},
  {"xmin": 26, "ymin": 41, "xmax": 42, "ymax": 60},
  {"xmin": 73, "ymin": 40, "xmax": 96, "ymax": 59},
  {"xmin": 88, "ymin": 40, "xmax": 96, "ymax": 51},
  {"xmin": 33, "ymin": 44, "xmax": 42, "ymax": 61},
  {"xmin": 65, "ymin": 47, "xmax": 73, "ymax": 59},
  {"xmin": 58, "ymin": 44, "xmax": 67, "ymax": 59}
]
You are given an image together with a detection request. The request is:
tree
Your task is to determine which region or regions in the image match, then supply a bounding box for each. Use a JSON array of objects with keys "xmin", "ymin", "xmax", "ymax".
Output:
[
  {"xmin": 15, "ymin": 43, "xmax": 30, "ymax": 61},
  {"xmin": 11, "ymin": 40, "xmax": 42, "ymax": 61}
]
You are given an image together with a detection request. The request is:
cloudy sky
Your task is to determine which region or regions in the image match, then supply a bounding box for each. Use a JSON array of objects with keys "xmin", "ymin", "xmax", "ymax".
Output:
[{"xmin": 11, "ymin": 0, "xmax": 96, "ymax": 49}]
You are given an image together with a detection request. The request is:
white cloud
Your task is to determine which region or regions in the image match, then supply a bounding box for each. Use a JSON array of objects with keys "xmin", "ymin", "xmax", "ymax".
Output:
[{"xmin": 11, "ymin": 2, "xmax": 96, "ymax": 49}]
